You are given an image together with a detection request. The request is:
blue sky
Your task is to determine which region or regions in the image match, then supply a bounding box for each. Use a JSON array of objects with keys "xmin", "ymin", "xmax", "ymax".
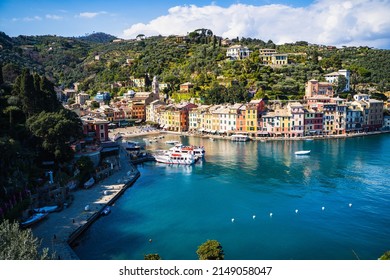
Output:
[{"xmin": 1, "ymin": 0, "xmax": 390, "ymax": 49}]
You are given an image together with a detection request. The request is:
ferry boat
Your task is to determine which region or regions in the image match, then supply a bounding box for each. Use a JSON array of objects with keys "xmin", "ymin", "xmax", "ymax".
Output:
[
  {"xmin": 231, "ymin": 134, "xmax": 250, "ymax": 142},
  {"xmin": 169, "ymin": 143, "xmax": 205, "ymax": 158},
  {"xmin": 154, "ymin": 151, "xmax": 196, "ymax": 165}
]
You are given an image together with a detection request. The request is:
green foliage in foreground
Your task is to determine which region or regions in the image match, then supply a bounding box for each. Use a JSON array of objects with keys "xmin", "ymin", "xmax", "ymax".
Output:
[
  {"xmin": 144, "ymin": 253, "xmax": 162, "ymax": 260},
  {"xmin": 0, "ymin": 219, "xmax": 51, "ymax": 260},
  {"xmin": 196, "ymin": 239, "xmax": 224, "ymax": 260},
  {"xmin": 379, "ymin": 251, "xmax": 390, "ymax": 260}
]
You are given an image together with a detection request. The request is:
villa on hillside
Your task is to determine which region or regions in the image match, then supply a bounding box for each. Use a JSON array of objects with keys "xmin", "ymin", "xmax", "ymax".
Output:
[
  {"xmin": 259, "ymin": 48, "xmax": 288, "ymax": 66},
  {"xmin": 226, "ymin": 45, "xmax": 251, "ymax": 60}
]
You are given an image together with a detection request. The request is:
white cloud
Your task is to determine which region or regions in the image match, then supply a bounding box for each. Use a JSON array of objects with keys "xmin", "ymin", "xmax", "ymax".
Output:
[
  {"xmin": 13, "ymin": 16, "xmax": 43, "ymax": 22},
  {"xmin": 46, "ymin": 14, "xmax": 63, "ymax": 20},
  {"xmin": 78, "ymin": 11, "xmax": 107, "ymax": 19},
  {"xmin": 122, "ymin": 0, "xmax": 390, "ymax": 48}
]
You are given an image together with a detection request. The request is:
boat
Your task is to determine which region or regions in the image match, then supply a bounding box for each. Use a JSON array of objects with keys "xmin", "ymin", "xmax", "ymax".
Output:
[
  {"xmin": 154, "ymin": 151, "xmax": 197, "ymax": 165},
  {"xmin": 124, "ymin": 141, "xmax": 142, "ymax": 151},
  {"xmin": 84, "ymin": 177, "xmax": 95, "ymax": 189},
  {"xmin": 165, "ymin": 140, "xmax": 180, "ymax": 145},
  {"xmin": 209, "ymin": 137, "xmax": 215, "ymax": 141},
  {"xmin": 295, "ymin": 150, "xmax": 311, "ymax": 155},
  {"xmin": 33, "ymin": 205, "xmax": 59, "ymax": 213},
  {"xmin": 231, "ymin": 134, "xmax": 250, "ymax": 142},
  {"xmin": 20, "ymin": 212, "xmax": 48, "ymax": 228},
  {"xmin": 305, "ymin": 138, "xmax": 314, "ymax": 142},
  {"xmin": 102, "ymin": 206, "xmax": 111, "ymax": 215},
  {"xmin": 169, "ymin": 143, "xmax": 205, "ymax": 158}
]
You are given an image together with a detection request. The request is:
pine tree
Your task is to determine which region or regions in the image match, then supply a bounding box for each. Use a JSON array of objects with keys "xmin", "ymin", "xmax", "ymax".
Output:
[{"xmin": 0, "ymin": 219, "xmax": 51, "ymax": 260}]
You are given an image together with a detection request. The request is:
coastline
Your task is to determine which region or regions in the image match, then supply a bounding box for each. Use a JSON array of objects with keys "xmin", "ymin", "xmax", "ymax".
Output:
[{"xmin": 109, "ymin": 125, "xmax": 390, "ymax": 142}]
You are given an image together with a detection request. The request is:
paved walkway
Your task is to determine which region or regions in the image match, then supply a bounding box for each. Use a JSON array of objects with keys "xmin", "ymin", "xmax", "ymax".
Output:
[{"xmin": 32, "ymin": 147, "xmax": 138, "ymax": 260}]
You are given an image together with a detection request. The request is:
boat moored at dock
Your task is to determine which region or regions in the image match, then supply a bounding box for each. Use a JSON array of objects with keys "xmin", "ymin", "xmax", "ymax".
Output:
[{"xmin": 231, "ymin": 134, "xmax": 250, "ymax": 142}]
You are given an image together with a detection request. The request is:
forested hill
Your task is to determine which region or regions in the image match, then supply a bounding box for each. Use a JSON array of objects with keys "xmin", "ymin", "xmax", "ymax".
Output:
[{"xmin": 0, "ymin": 30, "xmax": 389, "ymax": 101}]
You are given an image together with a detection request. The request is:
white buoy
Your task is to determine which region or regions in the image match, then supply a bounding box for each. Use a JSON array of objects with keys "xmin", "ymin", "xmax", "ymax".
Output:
[
  {"xmin": 231, "ymin": 218, "xmax": 235, "ymax": 223},
  {"xmin": 269, "ymin": 213, "xmax": 273, "ymax": 217},
  {"xmin": 322, "ymin": 206, "xmax": 325, "ymax": 211},
  {"xmin": 349, "ymin": 203, "xmax": 352, "ymax": 207},
  {"xmin": 252, "ymin": 215, "xmax": 256, "ymax": 219},
  {"xmin": 295, "ymin": 209, "xmax": 299, "ymax": 214}
]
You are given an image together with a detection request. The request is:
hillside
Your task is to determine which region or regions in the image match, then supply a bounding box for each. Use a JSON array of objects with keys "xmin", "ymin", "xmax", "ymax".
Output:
[{"xmin": 1, "ymin": 30, "xmax": 389, "ymax": 101}]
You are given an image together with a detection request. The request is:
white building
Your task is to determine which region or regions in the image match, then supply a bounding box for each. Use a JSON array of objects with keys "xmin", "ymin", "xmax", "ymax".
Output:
[
  {"xmin": 226, "ymin": 45, "xmax": 251, "ymax": 60},
  {"xmin": 325, "ymin": 69, "xmax": 351, "ymax": 92}
]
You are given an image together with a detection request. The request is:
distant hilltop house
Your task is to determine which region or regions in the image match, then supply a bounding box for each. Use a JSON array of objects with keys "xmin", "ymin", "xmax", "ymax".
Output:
[
  {"xmin": 226, "ymin": 45, "xmax": 251, "ymax": 60},
  {"xmin": 324, "ymin": 69, "xmax": 351, "ymax": 92},
  {"xmin": 180, "ymin": 82, "xmax": 194, "ymax": 93},
  {"xmin": 259, "ymin": 49, "xmax": 288, "ymax": 66}
]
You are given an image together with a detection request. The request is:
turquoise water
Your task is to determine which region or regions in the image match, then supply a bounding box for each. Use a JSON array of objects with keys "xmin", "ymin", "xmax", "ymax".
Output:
[{"xmin": 73, "ymin": 134, "xmax": 390, "ymax": 260}]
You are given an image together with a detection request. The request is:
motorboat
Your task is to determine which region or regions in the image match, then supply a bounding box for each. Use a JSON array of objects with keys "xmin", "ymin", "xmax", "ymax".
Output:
[
  {"xmin": 154, "ymin": 151, "xmax": 196, "ymax": 165},
  {"xmin": 165, "ymin": 140, "xmax": 180, "ymax": 145},
  {"xmin": 295, "ymin": 150, "xmax": 311, "ymax": 155},
  {"xmin": 102, "ymin": 206, "xmax": 111, "ymax": 215},
  {"xmin": 169, "ymin": 143, "xmax": 205, "ymax": 158},
  {"xmin": 231, "ymin": 134, "xmax": 250, "ymax": 142}
]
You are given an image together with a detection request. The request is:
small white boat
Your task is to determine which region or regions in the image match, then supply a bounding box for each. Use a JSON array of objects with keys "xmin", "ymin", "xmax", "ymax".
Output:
[
  {"xmin": 33, "ymin": 205, "xmax": 59, "ymax": 213},
  {"xmin": 102, "ymin": 206, "xmax": 111, "ymax": 215},
  {"xmin": 20, "ymin": 213, "xmax": 48, "ymax": 228},
  {"xmin": 305, "ymin": 138, "xmax": 314, "ymax": 141},
  {"xmin": 209, "ymin": 137, "xmax": 215, "ymax": 141},
  {"xmin": 295, "ymin": 150, "xmax": 311, "ymax": 155},
  {"xmin": 165, "ymin": 140, "xmax": 180, "ymax": 145},
  {"xmin": 231, "ymin": 134, "xmax": 250, "ymax": 142},
  {"xmin": 84, "ymin": 177, "xmax": 95, "ymax": 189}
]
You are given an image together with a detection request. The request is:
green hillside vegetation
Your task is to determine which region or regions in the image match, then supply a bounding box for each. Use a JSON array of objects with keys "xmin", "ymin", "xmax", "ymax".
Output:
[{"xmin": 1, "ymin": 30, "xmax": 389, "ymax": 103}]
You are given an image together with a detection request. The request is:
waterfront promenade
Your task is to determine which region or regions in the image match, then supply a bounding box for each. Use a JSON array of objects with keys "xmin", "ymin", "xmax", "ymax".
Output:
[{"xmin": 32, "ymin": 147, "xmax": 139, "ymax": 260}]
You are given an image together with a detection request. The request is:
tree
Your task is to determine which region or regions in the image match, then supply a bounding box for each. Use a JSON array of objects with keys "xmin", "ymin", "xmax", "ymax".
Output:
[
  {"xmin": 335, "ymin": 75, "xmax": 348, "ymax": 94},
  {"xmin": 196, "ymin": 240, "xmax": 224, "ymax": 260},
  {"xmin": 0, "ymin": 64, "xmax": 3, "ymax": 86},
  {"xmin": 379, "ymin": 251, "xmax": 390, "ymax": 260},
  {"xmin": 0, "ymin": 219, "xmax": 51, "ymax": 260},
  {"xmin": 144, "ymin": 253, "xmax": 161, "ymax": 260},
  {"xmin": 75, "ymin": 156, "xmax": 95, "ymax": 183},
  {"xmin": 27, "ymin": 109, "xmax": 83, "ymax": 163}
]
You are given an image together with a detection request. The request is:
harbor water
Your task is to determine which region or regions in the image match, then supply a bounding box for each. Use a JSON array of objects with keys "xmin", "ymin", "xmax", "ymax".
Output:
[{"xmin": 73, "ymin": 133, "xmax": 390, "ymax": 260}]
